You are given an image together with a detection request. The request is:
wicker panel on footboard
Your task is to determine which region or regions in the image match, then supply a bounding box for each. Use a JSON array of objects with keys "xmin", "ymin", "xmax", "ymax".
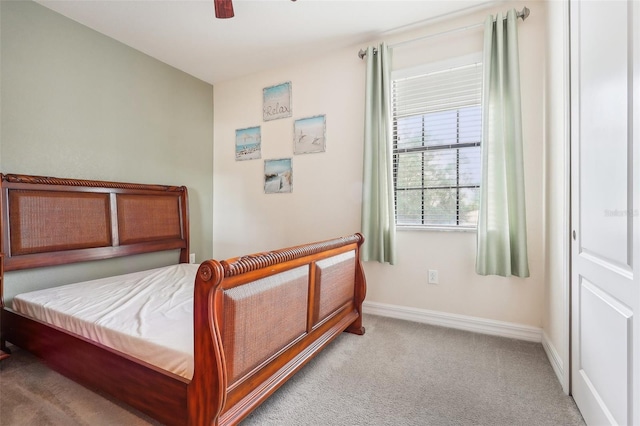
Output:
[
  {"xmin": 222, "ymin": 266, "xmax": 309, "ymax": 384},
  {"xmin": 314, "ymin": 251, "xmax": 358, "ymax": 326}
]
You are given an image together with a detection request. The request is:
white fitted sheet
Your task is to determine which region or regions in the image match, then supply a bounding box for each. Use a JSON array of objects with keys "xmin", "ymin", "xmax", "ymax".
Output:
[{"xmin": 11, "ymin": 263, "xmax": 199, "ymax": 379}]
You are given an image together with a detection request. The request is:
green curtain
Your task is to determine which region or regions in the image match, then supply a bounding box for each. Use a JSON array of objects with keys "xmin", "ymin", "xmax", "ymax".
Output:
[
  {"xmin": 476, "ymin": 10, "xmax": 529, "ymax": 277},
  {"xmin": 361, "ymin": 43, "xmax": 396, "ymax": 265}
]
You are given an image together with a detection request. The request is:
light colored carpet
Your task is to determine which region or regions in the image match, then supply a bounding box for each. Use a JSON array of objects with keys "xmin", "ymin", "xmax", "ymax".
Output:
[{"xmin": 0, "ymin": 314, "xmax": 584, "ymax": 425}]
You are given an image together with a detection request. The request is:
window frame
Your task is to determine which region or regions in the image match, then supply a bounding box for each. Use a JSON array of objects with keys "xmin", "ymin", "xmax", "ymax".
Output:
[{"xmin": 391, "ymin": 53, "xmax": 483, "ymax": 232}]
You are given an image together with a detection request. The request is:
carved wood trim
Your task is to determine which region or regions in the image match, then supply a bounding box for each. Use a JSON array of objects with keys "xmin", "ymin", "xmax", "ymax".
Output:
[
  {"xmin": 188, "ymin": 260, "xmax": 227, "ymax": 426},
  {"xmin": 2, "ymin": 173, "xmax": 184, "ymax": 193},
  {"xmin": 221, "ymin": 234, "xmax": 364, "ymax": 277}
]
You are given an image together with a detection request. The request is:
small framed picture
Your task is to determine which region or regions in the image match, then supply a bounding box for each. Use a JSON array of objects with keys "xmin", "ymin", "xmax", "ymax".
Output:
[
  {"xmin": 263, "ymin": 82, "xmax": 292, "ymax": 121},
  {"xmin": 264, "ymin": 158, "xmax": 292, "ymax": 194},
  {"xmin": 294, "ymin": 115, "xmax": 326, "ymax": 154},
  {"xmin": 235, "ymin": 126, "xmax": 261, "ymax": 161}
]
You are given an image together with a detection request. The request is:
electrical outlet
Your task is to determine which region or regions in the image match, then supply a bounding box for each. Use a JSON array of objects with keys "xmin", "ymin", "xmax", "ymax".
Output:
[
  {"xmin": 189, "ymin": 253, "xmax": 196, "ymax": 264},
  {"xmin": 428, "ymin": 269, "xmax": 439, "ymax": 284}
]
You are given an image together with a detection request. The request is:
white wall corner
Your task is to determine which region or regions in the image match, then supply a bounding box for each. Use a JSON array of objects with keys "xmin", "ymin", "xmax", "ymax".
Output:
[
  {"xmin": 541, "ymin": 330, "xmax": 567, "ymax": 393},
  {"xmin": 362, "ymin": 301, "xmax": 542, "ymax": 342}
]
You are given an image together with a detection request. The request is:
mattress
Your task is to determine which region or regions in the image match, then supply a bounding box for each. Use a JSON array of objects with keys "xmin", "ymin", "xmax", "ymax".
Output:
[{"xmin": 11, "ymin": 263, "xmax": 199, "ymax": 379}]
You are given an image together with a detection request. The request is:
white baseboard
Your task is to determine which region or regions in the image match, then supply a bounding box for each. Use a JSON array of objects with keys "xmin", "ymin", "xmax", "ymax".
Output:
[
  {"xmin": 541, "ymin": 330, "xmax": 565, "ymax": 389},
  {"xmin": 362, "ymin": 301, "xmax": 542, "ymax": 342}
]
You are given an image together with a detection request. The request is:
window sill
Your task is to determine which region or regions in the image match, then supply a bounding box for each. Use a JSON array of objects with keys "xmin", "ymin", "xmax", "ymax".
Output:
[{"xmin": 397, "ymin": 225, "xmax": 477, "ymax": 233}]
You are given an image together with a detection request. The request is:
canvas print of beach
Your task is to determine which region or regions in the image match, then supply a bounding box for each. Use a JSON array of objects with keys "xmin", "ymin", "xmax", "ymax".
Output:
[
  {"xmin": 263, "ymin": 82, "xmax": 292, "ymax": 121},
  {"xmin": 264, "ymin": 158, "xmax": 292, "ymax": 194},
  {"xmin": 235, "ymin": 126, "xmax": 261, "ymax": 161},
  {"xmin": 294, "ymin": 115, "xmax": 326, "ymax": 154}
]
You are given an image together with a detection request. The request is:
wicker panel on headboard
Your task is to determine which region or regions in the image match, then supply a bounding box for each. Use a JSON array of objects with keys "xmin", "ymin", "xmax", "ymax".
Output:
[
  {"xmin": 9, "ymin": 190, "xmax": 111, "ymax": 255},
  {"xmin": 117, "ymin": 194, "xmax": 182, "ymax": 245}
]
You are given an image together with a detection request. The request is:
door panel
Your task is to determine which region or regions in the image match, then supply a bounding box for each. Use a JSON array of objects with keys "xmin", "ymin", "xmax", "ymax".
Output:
[
  {"xmin": 577, "ymin": 0, "xmax": 629, "ymax": 269},
  {"xmin": 570, "ymin": 1, "xmax": 638, "ymax": 425},
  {"xmin": 579, "ymin": 278, "xmax": 631, "ymax": 425}
]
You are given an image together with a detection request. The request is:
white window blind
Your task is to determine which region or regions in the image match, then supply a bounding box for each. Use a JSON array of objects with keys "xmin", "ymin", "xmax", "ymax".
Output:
[{"xmin": 392, "ymin": 59, "xmax": 483, "ymax": 228}]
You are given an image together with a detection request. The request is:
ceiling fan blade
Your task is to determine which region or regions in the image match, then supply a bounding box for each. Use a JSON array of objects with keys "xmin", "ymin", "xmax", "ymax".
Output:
[{"xmin": 214, "ymin": 0, "xmax": 234, "ymax": 19}]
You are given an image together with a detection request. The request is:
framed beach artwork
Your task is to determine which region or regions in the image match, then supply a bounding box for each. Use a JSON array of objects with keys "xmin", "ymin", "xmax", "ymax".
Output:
[
  {"xmin": 263, "ymin": 82, "xmax": 292, "ymax": 121},
  {"xmin": 264, "ymin": 158, "xmax": 293, "ymax": 194},
  {"xmin": 235, "ymin": 126, "xmax": 261, "ymax": 161},
  {"xmin": 294, "ymin": 115, "xmax": 326, "ymax": 154}
]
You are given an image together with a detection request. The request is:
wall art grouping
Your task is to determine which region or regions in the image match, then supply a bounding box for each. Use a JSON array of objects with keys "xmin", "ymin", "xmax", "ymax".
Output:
[{"xmin": 235, "ymin": 81, "xmax": 325, "ymax": 194}]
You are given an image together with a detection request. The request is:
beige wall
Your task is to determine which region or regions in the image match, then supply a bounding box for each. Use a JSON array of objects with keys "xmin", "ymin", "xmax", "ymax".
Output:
[
  {"xmin": 0, "ymin": 1, "xmax": 214, "ymax": 300},
  {"xmin": 212, "ymin": 48, "xmax": 365, "ymax": 258},
  {"xmin": 213, "ymin": 1, "xmax": 548, "ymax": 329}
]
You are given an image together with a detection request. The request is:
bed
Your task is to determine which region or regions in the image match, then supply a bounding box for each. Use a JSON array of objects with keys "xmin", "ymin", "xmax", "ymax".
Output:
[{"xmin": 0, "ymin": 173, "xmax": 367, "ymax": 425}]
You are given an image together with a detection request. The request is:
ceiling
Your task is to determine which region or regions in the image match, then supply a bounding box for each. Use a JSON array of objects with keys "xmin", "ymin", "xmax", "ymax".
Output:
[{"xmin": 35, "ymin": 0, "xmax": 497, "ymax": 85}]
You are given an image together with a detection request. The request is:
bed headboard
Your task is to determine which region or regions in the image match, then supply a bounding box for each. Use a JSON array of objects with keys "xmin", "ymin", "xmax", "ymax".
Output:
[{"xmin": 0, "ymin": 173, "xmax": 189, "ymax": 272}]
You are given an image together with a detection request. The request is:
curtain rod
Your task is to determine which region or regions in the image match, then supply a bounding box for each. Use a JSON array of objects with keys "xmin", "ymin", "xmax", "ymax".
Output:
[{"xmin": 358, "ymin": 6, "xmax": 530, "ymax": 59}]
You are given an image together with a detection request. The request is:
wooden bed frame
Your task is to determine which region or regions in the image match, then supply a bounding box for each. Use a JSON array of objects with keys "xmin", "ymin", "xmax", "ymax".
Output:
[{"xmin": 0, "ymin": 173, "xmax": 366, "ymax": 425}]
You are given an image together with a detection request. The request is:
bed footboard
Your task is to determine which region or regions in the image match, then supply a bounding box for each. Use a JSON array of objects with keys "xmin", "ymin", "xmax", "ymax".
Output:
[{"xmin": 190, "ymin": 233, "xmax": 366, "ymax": 426}]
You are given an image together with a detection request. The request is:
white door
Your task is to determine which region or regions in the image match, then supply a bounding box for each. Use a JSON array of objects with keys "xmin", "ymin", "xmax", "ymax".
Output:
[{"xmin": 570, "ymin": 1, "xmax": 639, "ymax": 425}]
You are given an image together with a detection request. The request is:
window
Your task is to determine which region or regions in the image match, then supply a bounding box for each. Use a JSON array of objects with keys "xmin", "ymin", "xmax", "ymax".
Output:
[{"xmin": 392, "ymin": 55, "xmax": 482, "ymax": 229}]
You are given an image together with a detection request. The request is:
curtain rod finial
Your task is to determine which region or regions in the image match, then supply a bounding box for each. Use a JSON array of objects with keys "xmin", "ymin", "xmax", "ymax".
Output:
[
  {"xmin": 358, "ymin": 47, "xmax": 378, "ymax": 59},
  {"xmin": 521, "ymin": 6, "xmax": 530, "ymax": 21}
]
